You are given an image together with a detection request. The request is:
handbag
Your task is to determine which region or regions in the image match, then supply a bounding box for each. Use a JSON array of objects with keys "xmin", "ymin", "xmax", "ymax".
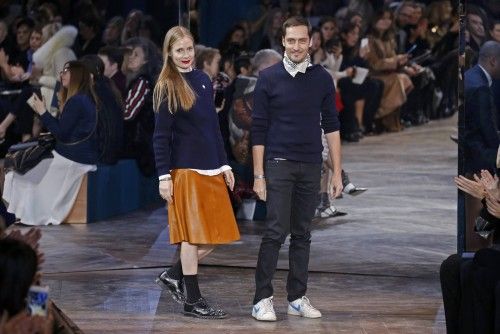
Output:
[
  {"xmin": 4, "ymin": 134, "xmax": 56, "ymax": 175},
  {"xmin": 4, "ymin": 113, "xmax": 98, "ymax": 174}
]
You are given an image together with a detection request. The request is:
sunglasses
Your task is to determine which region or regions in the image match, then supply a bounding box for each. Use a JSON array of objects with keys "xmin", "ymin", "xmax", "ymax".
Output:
[{"xmin": 60, "ymin": 67, "xmax": 70, "ymax": 75}]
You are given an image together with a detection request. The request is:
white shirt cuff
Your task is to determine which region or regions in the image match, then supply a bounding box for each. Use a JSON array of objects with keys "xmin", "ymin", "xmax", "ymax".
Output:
[{"xmin": 158, "ymin": 174, "xmax": 171, "ymax": 181}]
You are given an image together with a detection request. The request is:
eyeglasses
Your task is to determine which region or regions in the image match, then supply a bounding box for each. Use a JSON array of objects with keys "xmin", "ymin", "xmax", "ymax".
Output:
[{"xmin": 60, "ymin": 67, "xmax": 70, "ymax": 75}]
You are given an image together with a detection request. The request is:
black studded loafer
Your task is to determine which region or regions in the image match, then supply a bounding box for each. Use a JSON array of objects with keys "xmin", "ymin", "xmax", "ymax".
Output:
[
  {"xmin": 155, "ymin": 270, "xmax": 185, "ymax": 304},
  {"xmin": 183, "ymin": 297, "xmax": 228, "ymax": 319}
]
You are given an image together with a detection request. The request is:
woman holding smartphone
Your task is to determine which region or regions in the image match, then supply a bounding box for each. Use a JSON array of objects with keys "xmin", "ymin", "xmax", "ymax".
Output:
[
  {"xmin": 152, "ymin": 26, "xmax": 240, "ymax": 319},
  {"xmin": 3, "ymin": 61, "xmax": 98, "ymax": 226}
]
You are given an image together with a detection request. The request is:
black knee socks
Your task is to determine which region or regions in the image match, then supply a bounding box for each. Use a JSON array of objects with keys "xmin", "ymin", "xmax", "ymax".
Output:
[
  {"xmin": 167, "ymin": 260, "xmax": 183, "ymax": 280},
  {"xmin": 184, "ymin": 275, "xmax": 202, "ymax": 303}
]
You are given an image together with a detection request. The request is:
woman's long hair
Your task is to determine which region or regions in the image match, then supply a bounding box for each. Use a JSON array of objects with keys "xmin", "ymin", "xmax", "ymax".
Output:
[
  {"xmin": 153, "ymin": 26, "xmax": 196, "ymax": 113},
  {"xmin": 368, "ymin": 7, "xmax": 395, "ymax": 42},
  {"xmin": 58, "ymin": 60, "xmax": 96, "ymax": 110}
]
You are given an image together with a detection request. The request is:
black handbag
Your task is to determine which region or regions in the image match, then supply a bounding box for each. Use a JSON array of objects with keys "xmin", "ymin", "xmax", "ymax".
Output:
[{"xmin": 4, "ymin": 134, "xmax": 56, "ymax": 175}]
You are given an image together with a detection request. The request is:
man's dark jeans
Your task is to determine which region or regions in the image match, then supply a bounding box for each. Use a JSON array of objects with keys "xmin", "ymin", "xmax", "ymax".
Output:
[{"xmin": 253, "ymin": 159, "xmax": 321, "ymax": 304}]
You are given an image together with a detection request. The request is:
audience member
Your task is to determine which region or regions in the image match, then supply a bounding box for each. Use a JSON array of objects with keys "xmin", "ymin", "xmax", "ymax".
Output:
[
  {"xmin": 102, "ymin": 16, "xmax": 124, "ymax": 47},
  {"xmin": 121, "ymin": 37, "xmax": 160, "ymax": 176},
  {"xmin": 98, "ymin": 46, "xmax": 126, "ymax": 98},
  {"xmin": 3, "ymin": 61, "xmax": 98, "ymax": 226}
]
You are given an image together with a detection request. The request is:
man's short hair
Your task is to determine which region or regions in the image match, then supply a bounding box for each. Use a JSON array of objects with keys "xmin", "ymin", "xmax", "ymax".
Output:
[
  {"xmin": 478, "ymin": 41, "xmax": 500, "ymax": 62},
  {"xmin": 98, "ymin": 46, "xmax": 124, "ymax": 68},
  {"xmin": 282, "ymin": 16, "xmax": 312, "ymax": 38},
  {"xmin": 195, "ymin": 47, "xmax": 220, "ymax": 70}
]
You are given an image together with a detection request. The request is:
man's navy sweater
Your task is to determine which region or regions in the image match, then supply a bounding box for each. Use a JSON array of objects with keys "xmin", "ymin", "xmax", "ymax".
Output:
[
  {"xmin": 153, "ymin": 69, "xmax": 228, "ymax": 176},
  {"xmin": 251, "ymin": 62, "xmax": 340, "ymax": 163}
]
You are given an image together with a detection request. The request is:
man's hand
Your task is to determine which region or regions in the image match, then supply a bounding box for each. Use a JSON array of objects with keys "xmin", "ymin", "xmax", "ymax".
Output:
[
  {"xmin": 454, "ymin": 175, "xmax": 486, "ymax": 199},
  {"xmin": 159, "ymin": 180, "xmax": 173, "ymax": 204},
  {"xmin": 329, "ymin": 172, "xmax": 343, "ymax": 199},
  {"xmin": 478, "ymin": 170, "xmax": 500, "ymax": 201},
  {"xmin": 253, "ymin": 178, "xmax": 266, "ymax": 201},
  {"xmin": 486, "ymin": 196, "xmax": 500, "ymax": 219}
]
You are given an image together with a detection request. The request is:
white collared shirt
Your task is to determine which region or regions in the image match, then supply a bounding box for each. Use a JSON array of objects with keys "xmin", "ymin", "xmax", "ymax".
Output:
[{"xmin": 478, "ymin": 64, "xmax": 493, "ymax": 87}]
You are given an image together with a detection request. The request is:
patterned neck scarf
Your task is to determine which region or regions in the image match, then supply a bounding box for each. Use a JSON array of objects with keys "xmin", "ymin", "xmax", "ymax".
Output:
[{"xmin": 283, "ymin": 53, "xmax": 311, "ymax": 77}]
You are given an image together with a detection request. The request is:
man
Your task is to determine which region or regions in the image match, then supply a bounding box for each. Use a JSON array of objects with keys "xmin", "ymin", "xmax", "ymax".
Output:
[
  {"xmin": 98, "ymin": 46, "xmax": 126, "ymax": 99},
  {"xmin": 464, "ymin": 41, "xmax": 500, "ymax": 251},
  {"xmin": 251, "ymin": 16, "xmax": 343, "ymax": 321},
  {"xmin": 464, "ymin": 41, "xmax": 500, "ymax": 175}
]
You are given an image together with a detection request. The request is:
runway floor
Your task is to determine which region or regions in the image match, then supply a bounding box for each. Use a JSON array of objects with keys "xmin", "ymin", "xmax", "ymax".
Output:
[{"xmin": 9, "ymin": 116, "xmax": 457, "ymax": 333}]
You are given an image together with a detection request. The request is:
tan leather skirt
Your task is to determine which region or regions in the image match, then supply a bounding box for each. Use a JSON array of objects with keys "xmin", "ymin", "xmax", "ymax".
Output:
[{"xmin": 168, "ymin": 169, "xmax": 240, "ymax": 245}]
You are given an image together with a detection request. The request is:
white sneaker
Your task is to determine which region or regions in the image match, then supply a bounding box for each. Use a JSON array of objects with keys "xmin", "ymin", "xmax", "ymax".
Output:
[
  {"xmin": 252, "ymin": 296, "xmax": 277, "ymax": 321},
  {"xmin": 287, "ymin": 296, "xmax": 322, "ymax": 318}
]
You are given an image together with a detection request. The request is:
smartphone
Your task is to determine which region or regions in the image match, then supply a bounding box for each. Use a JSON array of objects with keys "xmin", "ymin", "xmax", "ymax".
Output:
[
  {"xmin": 361, "ymin": 38, "xmax": 368, "ymax": 49},
  {"xmin": 406, "ymin": 44, "xmax": 418, "ymax": 55},
  {"xmin": 27, "ymin": 285, "xmax": 49, "ymax": 317}
]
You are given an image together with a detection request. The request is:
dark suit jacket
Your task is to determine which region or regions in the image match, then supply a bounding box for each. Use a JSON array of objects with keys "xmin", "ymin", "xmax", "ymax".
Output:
[{"xmin": 464, "ymin": 65, "xmax": 500, "ymax": 174}]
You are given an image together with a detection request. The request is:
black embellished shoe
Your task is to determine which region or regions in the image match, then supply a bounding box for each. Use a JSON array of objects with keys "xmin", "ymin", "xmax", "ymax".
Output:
[
  {"xmin": 155, "ymin": 270, "xmax": 185, "ymax": 304},
  {"xmin": 183, "ymin": 297, "xmax": 228, "ymax": 319}
]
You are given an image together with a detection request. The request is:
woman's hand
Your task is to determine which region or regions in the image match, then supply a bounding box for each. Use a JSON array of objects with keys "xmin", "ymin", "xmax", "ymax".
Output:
[
  {"xmin": 223, "ymin": 170, "xmax": 235, "ymax": 191},
  {"xmin": 159, "ymin": 180, "xmax": 173, "ymax": 204},
  {"xmin": 30, "ymin": 94, "xmax": 47, "ymax": 115},
  {"xmin": 396, "ymin": 54, "xmax": 408, "ymax": 66}
]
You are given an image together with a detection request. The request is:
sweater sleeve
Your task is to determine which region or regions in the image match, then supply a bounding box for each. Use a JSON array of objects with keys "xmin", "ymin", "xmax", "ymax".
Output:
[
  {"xmin": 320, "ymin": 73, "xmax": 340, "ymax": 134},
  {"xmin": 205, "ymin": 77, "xmax": 229, "ymax": 166},
  {"xmin": 41, "ymin": 96, "xmax": 83, "ymax": 141},
  {"xmin": 124, "ymin": 78, "xmax": 150, "ymax": 121},
  {"xmin": 153, "ymin": 101, "xmax": 175, "ymax": 176},
  {"xmin": 250, "ymin": 72, "xmax": 270, "ymax": 146}
]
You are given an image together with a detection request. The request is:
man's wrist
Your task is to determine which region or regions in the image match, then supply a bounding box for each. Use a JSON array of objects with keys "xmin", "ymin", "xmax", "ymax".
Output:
[{"xmin": 254, "ymin": 174, "xmax": 265, "ymax": 179}]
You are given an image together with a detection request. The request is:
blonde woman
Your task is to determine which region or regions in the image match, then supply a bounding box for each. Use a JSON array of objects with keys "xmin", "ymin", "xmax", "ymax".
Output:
[{"xmin": 152, "ymin": 26, "xmax": 240, "ymax": 319}]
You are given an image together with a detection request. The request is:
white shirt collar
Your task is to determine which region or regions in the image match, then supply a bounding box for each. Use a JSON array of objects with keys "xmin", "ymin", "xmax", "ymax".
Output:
[
  {"xmin": 283, "ymin": 53, "xmax": 311, "ymax": 77},
  {"xmin": 478, "ymin": 64, "xmax": 493, "ymax": 87}
]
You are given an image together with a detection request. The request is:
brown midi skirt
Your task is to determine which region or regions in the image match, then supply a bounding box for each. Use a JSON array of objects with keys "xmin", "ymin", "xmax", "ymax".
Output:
[{"xmin": 168, "ymin": 169, "xmax": 240, "ymax": 245}]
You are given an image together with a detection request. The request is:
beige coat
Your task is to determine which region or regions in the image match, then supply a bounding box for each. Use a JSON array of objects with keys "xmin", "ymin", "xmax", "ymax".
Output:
[{"xmin": 366, "ymin": 36, "xmax": 412, "ymax": 118}]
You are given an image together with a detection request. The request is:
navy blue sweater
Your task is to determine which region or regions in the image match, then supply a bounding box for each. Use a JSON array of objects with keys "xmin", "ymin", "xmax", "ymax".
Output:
[
  {"xmin": 41, "ymin": 94, "xmax": 98, "ymax": 165},
  {"xmin": 251, "ymin": 62, "xmax": 340, "ymax": 163},
  {"xmin": 153, "ymin": 69, "xmax": 228, "ymax": 176}
]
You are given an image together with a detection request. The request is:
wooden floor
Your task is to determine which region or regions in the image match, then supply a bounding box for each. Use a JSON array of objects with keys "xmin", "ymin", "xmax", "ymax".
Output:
[{"xmin": 9, "ymin": 116, "xmax": 457, "ymax": 333}]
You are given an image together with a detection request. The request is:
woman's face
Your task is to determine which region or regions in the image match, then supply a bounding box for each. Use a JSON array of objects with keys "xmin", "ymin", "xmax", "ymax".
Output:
[
  {"xmin": 375, "ymin": 12, "xmax": 393, "ymax": 33},
  {"xmin": 29, "ymin": 31, "xmax": 43, "ymax": 51},
  {"xmin": 127, "ymin": 46, "xmax": 147, "ymax": 73},
  {"xmin": 310, "ymin": 31, "xmax": 322, "ymax": 52},
  {"xmin": 170, "ymin": 36, "xmax": 194, "ymax": 72},
  {"xmin": 272, "ymin": 11, "xmax": 284, "ymax": 30},
  {"xmin": 320, "ymin": 21, "xmax": 336, "ymax": 42},
  {"xmin": 344, "ymin": 27, "xmax": 360, "ymax": 47},
  {"xmin": 230, "ymin": 29, "xmax": 245, "ymax": 45},
  {"xmin": 60, "ymin": 65, "xmax": 71, "ymax": 88}
]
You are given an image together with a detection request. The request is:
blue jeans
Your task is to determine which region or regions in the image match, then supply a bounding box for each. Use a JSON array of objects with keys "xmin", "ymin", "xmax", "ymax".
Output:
[{"xmin": 253, "ymin": 159, "xmax": 321, "ymax": 304}]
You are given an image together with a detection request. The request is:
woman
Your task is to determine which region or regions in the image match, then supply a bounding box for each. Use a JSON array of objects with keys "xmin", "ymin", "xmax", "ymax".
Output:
[
  {"xmin": 366, "ymin": 7, "xmax": 413, "ymax": 132},
  {"xmin": 153, "ymin": 26, "xmax": 240, "ymax": 319},
  {"xmin": 339, "ymin": 22, "xmax": 384, "ymax": 137},
  {"xmin": 122, "ymin": 37, "xmax": 160, "ymax": 175},
  {"xmin": 3, "ymin": 61, "xmax": 98, "ymax": 226}
]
